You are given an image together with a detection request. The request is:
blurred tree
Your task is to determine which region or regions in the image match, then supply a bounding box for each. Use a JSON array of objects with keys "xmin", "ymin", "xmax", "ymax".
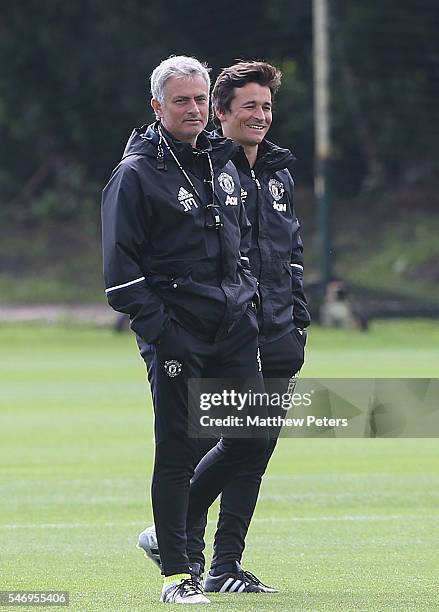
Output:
[
  {"xmin": 0, "ymin": 0, "xmax": 313, "ymax": 220},
  {"xmin": 0, "ymin": 0, "xmax": 171, "ymax": 218},
  {"xmin": 331, "ymin": 0, "xmax": 439, "ymax": 195},
  {"xmin": 0, "ymin": 0, "xmax": 437, "ymax": 220}
]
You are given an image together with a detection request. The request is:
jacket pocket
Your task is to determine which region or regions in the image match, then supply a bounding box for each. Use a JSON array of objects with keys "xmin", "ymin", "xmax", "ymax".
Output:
[{"xmin": 272, "ymin": 261, "xmax": 294, "ymax": 323}]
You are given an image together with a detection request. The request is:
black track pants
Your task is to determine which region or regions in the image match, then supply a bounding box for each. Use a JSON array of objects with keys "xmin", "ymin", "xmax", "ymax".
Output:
[
  {"xmin": 138, "ymin": 307, "xmax": 268, "ymax": 576},
  {"xmin": 186, "ymin": 328, "xmax": 305, "ymax": 571}
]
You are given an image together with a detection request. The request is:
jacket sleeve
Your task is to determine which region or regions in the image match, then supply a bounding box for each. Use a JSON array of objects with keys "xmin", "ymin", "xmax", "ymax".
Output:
[
  {"xmin": 101, "ymin": 162, "xmax": 169, "ymax": 343},
  {"xmin": 285, "ymin": 170, "xmax": 311, "ymax": 328}
]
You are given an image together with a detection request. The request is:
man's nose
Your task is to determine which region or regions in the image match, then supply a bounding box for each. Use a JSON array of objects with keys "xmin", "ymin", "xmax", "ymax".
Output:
[
  {"xmin": 187, "ymin": 99, "xmax": 201, "ymax": 114},
  {"xmin": 252, "ymin": 106, "xmax": 265, "ymax": 121}
]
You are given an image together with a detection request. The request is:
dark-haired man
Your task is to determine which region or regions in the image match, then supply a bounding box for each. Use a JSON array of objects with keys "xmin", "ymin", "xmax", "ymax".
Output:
[
  {"xmin": 138, "ymin": 61, "xmax": 310, "ymax": 594},
  {"xmin": 203, "ymin": 60, "xmax": 310, "ymax": 593}
]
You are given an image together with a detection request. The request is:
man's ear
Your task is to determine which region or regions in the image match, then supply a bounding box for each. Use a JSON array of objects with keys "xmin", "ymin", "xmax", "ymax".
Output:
[
  {"xmin": 151, "ymin": 98, "xmax": 162, "ymax": 119},
  {"xmin": 216, "ymin": 108, "xmax": 227, "ymax": 124}
]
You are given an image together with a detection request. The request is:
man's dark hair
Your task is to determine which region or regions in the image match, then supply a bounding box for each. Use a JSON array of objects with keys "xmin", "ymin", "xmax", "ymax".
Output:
[{"xmin": 211, "ymin": 61, "xmax": 282, "ymax": 127}]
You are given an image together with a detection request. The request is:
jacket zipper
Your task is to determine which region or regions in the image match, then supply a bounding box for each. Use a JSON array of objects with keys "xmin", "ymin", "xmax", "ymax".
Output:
[
  {"xmin": 250, "ymin": 169, "xmax": 264, "ymax": 331},
  {"xmin": 251, "ymin": 169, "xmax": 261, "ymax": 190}
]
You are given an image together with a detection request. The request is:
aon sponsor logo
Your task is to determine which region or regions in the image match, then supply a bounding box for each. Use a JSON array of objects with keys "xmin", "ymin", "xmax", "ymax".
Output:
[
  {"xmin": 225, "ymin": 195, "xmax": 238, "ymax": 206},
  {"xmin": 273, "ymin": 201, "xmax": 287, "ymax": 212}
]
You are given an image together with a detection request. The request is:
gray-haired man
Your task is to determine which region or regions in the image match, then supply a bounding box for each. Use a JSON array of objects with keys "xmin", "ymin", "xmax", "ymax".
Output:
[{"xmin": 102, "ymin": 55, "xmax": 266, "ymax": 604}]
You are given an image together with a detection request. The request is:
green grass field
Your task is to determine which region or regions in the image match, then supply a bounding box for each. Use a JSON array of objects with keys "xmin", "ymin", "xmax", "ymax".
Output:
[{"xmin": 1, "ymin": 321, "xmax": 438, "ymax": 611}]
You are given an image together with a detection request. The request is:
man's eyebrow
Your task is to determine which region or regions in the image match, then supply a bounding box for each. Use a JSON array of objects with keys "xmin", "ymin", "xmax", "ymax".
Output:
[
  {"xmin": 171, "ymin": 94, "xmax": 207, "ymax": 101},
  {"xmin": 242, "ymin": 100, "xmax": 272, "ymax": 106}
]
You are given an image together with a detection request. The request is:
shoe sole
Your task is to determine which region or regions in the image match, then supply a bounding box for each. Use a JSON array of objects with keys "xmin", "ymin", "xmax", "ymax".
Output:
[
  {"xmin": 204, "ymin": 589, "xmax": 278, "ymax": 594},
  {"xmin": 204, "ymin": 589, "xmax": 278, "ymax": 593},
  {"xmin": 204, "ymin": 579, "xmax": 278, "ymax": 594}
]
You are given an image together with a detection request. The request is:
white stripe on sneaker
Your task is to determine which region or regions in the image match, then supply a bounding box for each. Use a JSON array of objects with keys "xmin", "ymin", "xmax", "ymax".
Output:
[
  {"xmin": 237, "ymin": 583, "xmax": 246, "ymax": 593},
  {"xmin": 219, "ymin": 578, "xmax": 234, "ymax": 593},
  {"xmin": 229, "ymin": 580, "xmax": 243, "ymax": 592}
]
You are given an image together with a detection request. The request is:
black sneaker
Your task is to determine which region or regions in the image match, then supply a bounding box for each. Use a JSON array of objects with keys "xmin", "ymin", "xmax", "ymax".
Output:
[{"xmin": 204, "ymin": 561, "xmax": 278, "ymax": 593}]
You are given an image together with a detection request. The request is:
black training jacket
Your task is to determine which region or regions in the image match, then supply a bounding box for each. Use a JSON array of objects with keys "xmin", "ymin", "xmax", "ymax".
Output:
[
  {"xmin": 102, "ymin": 123, "xmax": 257, "ymax": 344},
  {"xmin": 218, "ymin": 136, "xmax": 311, "ymax": 344}
]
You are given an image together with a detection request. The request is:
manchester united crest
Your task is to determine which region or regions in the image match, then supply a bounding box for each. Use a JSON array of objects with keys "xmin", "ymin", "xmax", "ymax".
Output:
[
  {"xmin": 218, "ymin": 172, "xmax": 235, "ymax": 195},
  {"xmin": 164, "ymin": 360, "xmax": 182, "ymax": 377},
  {"xmin": 268, "ymin": 178, "xmax": 285, "ymax": 201}
]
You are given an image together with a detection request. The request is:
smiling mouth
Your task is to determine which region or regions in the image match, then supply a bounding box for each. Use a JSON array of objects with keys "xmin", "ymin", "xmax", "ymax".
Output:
[{"xmin": 247, "ymin": 124, "xmax": 265, "ymax": 130}]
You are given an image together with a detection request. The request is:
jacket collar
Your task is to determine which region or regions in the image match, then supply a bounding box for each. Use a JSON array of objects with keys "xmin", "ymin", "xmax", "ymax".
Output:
[
  {"xmin": 253, "ymin": 138, "xmax": 296, "ymax": 174},
  {"xmin": 122, "ymin": 122, "xmax": 237, "ymax": 172}
]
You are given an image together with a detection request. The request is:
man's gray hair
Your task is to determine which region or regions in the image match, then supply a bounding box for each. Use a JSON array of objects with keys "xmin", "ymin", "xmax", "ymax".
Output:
[{"xmin": 150, "ymin": 55, "xmax": 211, "ymax": 104}]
